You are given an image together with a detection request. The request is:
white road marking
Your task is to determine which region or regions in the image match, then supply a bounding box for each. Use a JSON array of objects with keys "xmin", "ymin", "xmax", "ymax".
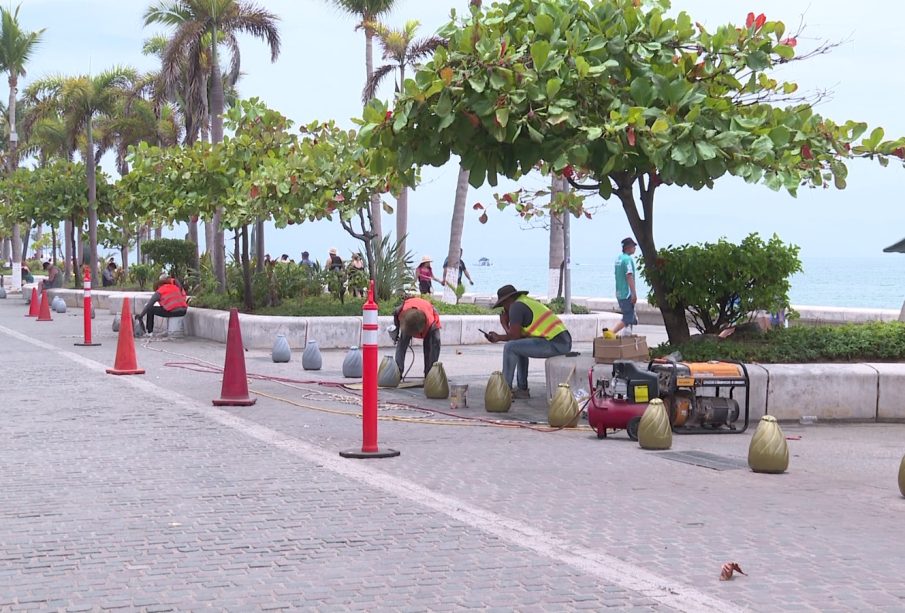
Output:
[{"xmin": 0, "ymin": 323, "xmax": 740, "ymax": 613}]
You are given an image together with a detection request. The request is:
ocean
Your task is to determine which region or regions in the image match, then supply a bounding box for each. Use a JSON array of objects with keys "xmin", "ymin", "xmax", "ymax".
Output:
[{"xmin": 460, "ymin": 256, "xmax": 905, "ymax": 310}]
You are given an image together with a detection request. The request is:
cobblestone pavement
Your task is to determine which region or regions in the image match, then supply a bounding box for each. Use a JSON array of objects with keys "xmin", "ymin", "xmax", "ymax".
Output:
[{"xmin": 2, "ymin": 298, "xmax": 905, "ymax": 611}]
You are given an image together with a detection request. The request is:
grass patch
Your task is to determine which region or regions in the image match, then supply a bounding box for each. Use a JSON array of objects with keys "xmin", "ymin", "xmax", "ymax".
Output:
[{"xmin": 652, "ymin": 322, "xmax": 905, "ymax": 363}]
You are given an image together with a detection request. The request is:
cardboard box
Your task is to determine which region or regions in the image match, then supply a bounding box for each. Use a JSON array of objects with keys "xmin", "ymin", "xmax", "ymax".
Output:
[{"xmin": 593, "ymin": 335, "xmax": 649, "ymax": 363}]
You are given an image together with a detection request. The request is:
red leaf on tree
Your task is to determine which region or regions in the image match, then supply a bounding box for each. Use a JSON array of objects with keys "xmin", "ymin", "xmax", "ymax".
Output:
[
  {"xmin": 745, "ymin": 12, "xmax": 755, "ymax": 28},
  {"xmin": 780, "ymin": 37, "xmax": 798, "ymax": 48},
  {"xmin": 465, "ymin": 111, "xmax": 481, "ymax": 129},
  {"xmin": 893, "ymin": 147, "xmax": 905, "ymax": 159},
  {"xmin": 649, "ymin": 171, "xmax": 663, "ymax": 187},
  {"xmin": 562, "ymin": 165, "xmax": 574, "ymax": 179},
  {"xmin": 250, "ymin": 185, "xmax": 260, "ymax": 199},
  {"xmin": 384, "ymin": 110, "xmax": 393, "ymax": 121},
  {"xmin": 502, "ymin": 193, "xmax": 514, "ymax": 203},
  {"xmin": 801, "ymin": 144, "xmax": 814, "ymax": 160},
  {"xmin": 500, "ymin": 40, "xmax": 507, "ymax": 57},
  {"xmin": 334, "ymin": 193, "xmax": 345, "ymax": 202},
  {"xmin": 627, "ymin": 127, "xmax": 636, "ymax": 147},
  {"xmin": 473, "ymin": 202, "xmax": 484, "ymax": 210},
  {"xmin": 584, "ymin": 211, "xmax": 592, "ymax": 220},
  {"xmin": 478, "ymin": 211, "xmax": 489, "ymax": 224},
  {"xmin": 755, "ymin": 14, "xmax": 766, "ymax": 30}
]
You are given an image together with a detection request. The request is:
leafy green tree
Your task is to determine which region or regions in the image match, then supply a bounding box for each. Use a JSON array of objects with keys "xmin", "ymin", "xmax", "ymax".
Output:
[
  {"xmin": 0, "ymin": 3, "xmax": 43, "ymax": 288},
  {"xmin": 144, "ymin": 0, "xmax": 281, "ymax": 291},
  {"xmin": 361, "ymin": 0, "xmax": 905, "ymax": 343},
  {"xmin": 639, "ymin": 233, "xmax": 801, "ymax": 334}
]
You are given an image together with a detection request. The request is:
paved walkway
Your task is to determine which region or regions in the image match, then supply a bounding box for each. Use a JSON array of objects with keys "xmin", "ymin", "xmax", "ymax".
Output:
[{"xmin": 1, "ymin": 297, "xmax": 904, "ymax": 611}]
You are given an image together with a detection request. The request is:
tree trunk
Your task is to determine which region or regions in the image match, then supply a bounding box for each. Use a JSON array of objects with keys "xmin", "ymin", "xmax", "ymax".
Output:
[
  {"xmin": 51, "ymin": 225, "xmax": 57, "ymax": 266},
  {"xmin": 187, "ymin": 217, "xmax": 200, "ymax": 272},
  {"xmin": 20, "ymin": 221, "xmax": 30, "ymax": 262},
  {"xmin": 241, "ymin": 225, "xmax": 252, "ymax": 311},
  {"xmin": 154, "ymin": 226, "xmax": 162, "ymax": 240},
  {"xmin": 209, "ymin": 25, "xmax": 227, "ymax": 292},
  {"xmin": 87, "ymin": 118, "xmax": 99, "ymax": 288},
  {"xmin": 442, "ymin": 165, "xmax": 470, "ymax": 304},
  {"xmin": 396, "ymin": 187, "xmax": 408, "ymax": 257},
  {"xmin": 8, "ymin": 74, "xmax": 21, "ymax": 290},
  {"xmin": 120, "ymin": 242, "xmax": 129, "ymax": 275},
  {"xmin": 363, "ymin": 26, "xmax": 383, "ymax": 246},
  {"xmin": 547, "ymin": 178, "xmax": 564, "ymax": 299},
  {"xmin": 67, "ymin": 218, "xmax": 75, "ymax": 285},
  {"xmin": 616, "ymin": 177, "xmax": 690, "ymax": 345},
  {"xmin": 254, "ymin": 218, "xmax": 265, "ymax": 273},
  {"xmin": 34, "ymin": 226, "xmax": 43, "ymax": 260},
  {"xmin": 1, "ymin": 237, "xmax": 10, "ymax": 263}
]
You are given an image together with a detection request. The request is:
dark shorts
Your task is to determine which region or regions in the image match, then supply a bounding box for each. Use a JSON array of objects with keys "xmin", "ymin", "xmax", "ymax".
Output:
[
  {"xmin": 419, "ymin": 280, "xmax": 432, "ymax": 294},
  {"xmin": 617, "ymin": 298, "xmax": 638, "ymax": 326}
]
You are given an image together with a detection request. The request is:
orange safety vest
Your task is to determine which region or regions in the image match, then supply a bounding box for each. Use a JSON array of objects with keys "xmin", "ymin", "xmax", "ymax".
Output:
[
  {"xmin": 401, "ymin": 297, "xmax": 441, "ymax": 339},
  {"xmin": 158, "ymin": 282, "xmax": 188, "ymax": 312}
]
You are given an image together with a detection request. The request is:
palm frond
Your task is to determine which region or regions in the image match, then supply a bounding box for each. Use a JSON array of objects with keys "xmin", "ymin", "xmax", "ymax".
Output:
[
  {"xmin": 407, "ymin": 36, "xmax": 445, "ymax": 62},
  {"xmin": 222, "ymin": 6, "xmax": 281, "ymax": 62},
  {"xmin": 362, "ymin": 63, "xmax": 394, "ymax": 103}
]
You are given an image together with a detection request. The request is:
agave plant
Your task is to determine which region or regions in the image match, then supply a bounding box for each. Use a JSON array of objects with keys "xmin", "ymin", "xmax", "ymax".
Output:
[{"xmin": 372, "ymin": 233, "xmax": 412, "ymax": 302}]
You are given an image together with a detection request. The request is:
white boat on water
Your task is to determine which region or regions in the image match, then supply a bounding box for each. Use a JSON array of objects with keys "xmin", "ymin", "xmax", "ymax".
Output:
[{"xmin": 477, "ymin": 257, "xmax": 492, "ymax": 266}]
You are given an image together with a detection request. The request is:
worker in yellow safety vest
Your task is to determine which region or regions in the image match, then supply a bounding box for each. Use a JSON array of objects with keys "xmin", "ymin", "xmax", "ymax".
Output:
[{"xmin": 487, "ymin": 284, "xmax": 572, "ymax": 399}]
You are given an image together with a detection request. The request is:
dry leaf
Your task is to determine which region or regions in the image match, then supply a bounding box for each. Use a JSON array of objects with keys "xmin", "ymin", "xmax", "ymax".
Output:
[{"xmin": 719, "ymin": 562, "xmax": 747, "ymax": 581}]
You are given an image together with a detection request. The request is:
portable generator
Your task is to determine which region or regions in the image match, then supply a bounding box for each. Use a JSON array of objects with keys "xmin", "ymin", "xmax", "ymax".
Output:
[{"xmin": 587, "ymin": 359, "xmax": 750, "ymax": 440}]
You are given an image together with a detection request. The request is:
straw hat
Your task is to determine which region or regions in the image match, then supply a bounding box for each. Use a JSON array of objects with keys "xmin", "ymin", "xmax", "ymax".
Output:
[
  {"xmin": 492, "ymin": 284, "xmax": 528, "ymax": 309},
  {"xmin": 329, "ymin": 247, "xmax": 337, "ymax": 255},
  {"xmin": 420, "ymin": 255, "xmax": 432, "ymax": 264}
]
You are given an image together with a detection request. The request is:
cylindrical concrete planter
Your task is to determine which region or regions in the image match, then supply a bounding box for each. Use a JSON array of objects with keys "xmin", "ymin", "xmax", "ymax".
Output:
[
  {"xmin": 55, "ymin": 299, "xmax": 67, "ymax": 314},
  {"xmin": 0, "ymin": 287, "xmax": 6, "ymax": 299},
  {"xmin": 748, "ymin": 416, "xmax": 789, "ymax": 474},
  {"xmin": 425, "ymin": 362, "xmax": 450, "ymax": 399},
  {"xmin": 112, "ymin": 314, "xmax": 120, "ymax": 332},
  {"xmin": 51, "ymin": 296, "xmax": 64, "ymax": 312},
  {"xmin": 638, "ymin": 398, "xmax": 672, "ymax": 450},
  {"xmin": 301, "ymin": 340, "xmax": 322, "ymax": 370},
  {"xmin": 898, "ymin": 454, "xmax": 905, "ymax": 498},
  {"xmin": 548, "ymin": 383, "xmax": 580, "ymax": 428},
  {"xmin": 484, "ymin": 371, "xmax": 512, "ymax": 413},
  {"xmin": 377, "ymin": 355, "xmax": 400, "ymax": 388},
  {"xmin": 271, "ymin": 334, "xmax": 291, "ymax": 363},
  {"xmin": 342, "ymin": 346, "xmax": 363, "ymax": 378}
]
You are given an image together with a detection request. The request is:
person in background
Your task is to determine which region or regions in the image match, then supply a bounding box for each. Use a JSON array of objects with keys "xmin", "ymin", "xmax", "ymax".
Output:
[
  {"xmin": 327, "ymin": 248, "xmax": 344, "ymax": 271},
  {"xmin": 40, "ymin": 261, "xmax": 63, "ymax": 291},
  {"xmin": 263, "ymin": 254, "xmax": 272, "ymax": 267},
  {"xmin": 487, "ymin": 284, "xmax": 572, "ymax": 399},
  {"xmin": 392, "ymin": 295, "xmax": 442, "ymax": 378},
  {"xmin": 442, "ymin": 248, "xmax": 474, "ymax": 299},
  {"xmin": 279, "ymin": 254, "xmax": 290, "ymax": 263},
  {"xmin": 347, "ymin": 253, "xmax": 366, "ymax": 297},
  {"xmin": 300, "ymin": 251, "xmax": 314, "ymax": 268},
  {"xmin": 21, "ymin": 263, "xmax": 34, "ymax": 284},
  {"xmin": 136, "ymin": 274, "xmax": 189, "ymax": 336},
  {"xmin": 102, "ymin": 261, "xmax": 117, "ymax": 287},
  {"xmin": 415, "ymin": 256, "xmax": 443, "ymax": 295},
  {"xmin": 612, "ymin": 237, "xmax": 638, "ymax": 336}
]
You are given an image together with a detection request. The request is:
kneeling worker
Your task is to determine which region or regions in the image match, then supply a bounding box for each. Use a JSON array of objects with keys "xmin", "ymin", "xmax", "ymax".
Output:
[
  {"xmin": 136, "ymin": 274, "xmax": 188, "ymax": 335},
  {"xmin": 487, "ymin": 284, "xmax": 571, "ymax": 399},
  {"xmin": 392, "ymin": 296, "xmax": 441, "ymax": 378}
]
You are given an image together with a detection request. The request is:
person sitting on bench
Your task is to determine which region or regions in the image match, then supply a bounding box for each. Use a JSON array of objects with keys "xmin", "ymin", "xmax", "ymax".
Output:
[{"xmin": 136, "ymin": 274, "xmax": 188, "ymax": 335}]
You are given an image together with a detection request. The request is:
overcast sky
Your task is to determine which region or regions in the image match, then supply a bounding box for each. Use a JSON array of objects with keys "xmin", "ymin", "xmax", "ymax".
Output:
[{"xmin": 10, "ymin": 0, "xmax": 905, "ymax": 266}]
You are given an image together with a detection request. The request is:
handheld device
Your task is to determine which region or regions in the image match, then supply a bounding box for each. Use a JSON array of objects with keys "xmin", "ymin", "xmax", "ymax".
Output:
[{"xmin": 478, "ymin": 328, "xmax": 492, "ymax": 341}]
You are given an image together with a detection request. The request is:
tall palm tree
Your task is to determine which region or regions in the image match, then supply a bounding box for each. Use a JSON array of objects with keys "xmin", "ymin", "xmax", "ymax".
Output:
[
  {"xmin": 144, "ymin": 0, "xmax": 280, "ymax": 291},
  {"xmin": 442, "ymin": 165, "xmax": 470, "ymax": 304},
  {"xmin": 331, "ymin": 0, "xmax": 397, "ymax": 246},
  {"xmin": 0, "ymin": 4, "xmax": 43, "ymax": 290},
  {"xmin": 26, "ymin": 68, "xmax": 139, "ymax": 288},
  {"xmin": 363, "ymin": 19, "xmax": 443, "ymax": 257}
]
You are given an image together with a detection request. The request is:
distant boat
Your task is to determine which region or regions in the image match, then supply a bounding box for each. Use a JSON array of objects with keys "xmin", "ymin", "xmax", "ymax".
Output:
[{"xmin": 477, "ymin": 257, "xmax": 492, "ymax": 267}]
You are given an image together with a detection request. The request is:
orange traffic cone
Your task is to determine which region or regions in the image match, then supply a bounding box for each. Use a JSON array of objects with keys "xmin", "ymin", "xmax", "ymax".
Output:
[
  {"xmin": 106, "ymin": 298, "xmax": 145, "ymax": 376},
  {"xmin": 25, "ymin": 287, "xmax": 39, "ymax": 317},
  {"xmin": 36, "ymin": 290, "xmax": 53, "ymax": 322},
  {"xmin": 213, "ymin": 308, "xmax": 256, "ymax": 406}
]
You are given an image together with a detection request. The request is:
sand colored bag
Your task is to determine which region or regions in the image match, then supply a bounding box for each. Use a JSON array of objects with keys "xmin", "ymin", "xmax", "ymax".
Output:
[{"xmin": 424, "ymin": 362, "xmax": 449, "ymax": 399}]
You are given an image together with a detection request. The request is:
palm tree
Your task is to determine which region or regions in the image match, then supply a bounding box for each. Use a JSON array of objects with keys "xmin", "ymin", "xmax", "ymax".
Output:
[
  {"xmin": 144, "ymin": 0, "xmax": 280, "ymax": 291},
  {"xmin": 363, "ymin": 19, "xmax": 443, "ymax": 257},
  {"xmin": 331, "ymin": 0, "xmax": 397, "ymax": 246},
  {"xmin": 0, "ymin": 4, "xmax": 43, "ymax": 290},
  {"xmin": 442, "ymin": 165, "xmax": 470, "ymax": 304},
  {"xmin": 26, "ymin": 68, "xmax": 139, "ymax": 288}
]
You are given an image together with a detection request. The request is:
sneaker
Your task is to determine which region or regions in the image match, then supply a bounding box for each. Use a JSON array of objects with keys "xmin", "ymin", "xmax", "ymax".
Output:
[{"xmin": 512, "ymin": 388, "xmax": 531, "ymax": 400}]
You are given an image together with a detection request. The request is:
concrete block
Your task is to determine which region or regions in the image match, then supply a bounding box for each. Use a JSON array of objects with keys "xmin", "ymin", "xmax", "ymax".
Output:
[
  {"xmin": 438, "ymin": 316, "xmax": 463, "ymax": 346},
  {"xmin": 306, "ymin": 316, "xmax": 361, "ymax": 349},
  {"xmin": 237, "ymin": 314, "xmax": 308, "ymax": 350},
  {"xmin": 867, "ymin": 363, "xmax": 905, "ymax": 420},
  {"xmin": 739, "ymin": 363, "xmax": 768, "ymax": 425},
  {"xmin": 184, "ymin": 308, "xmax": 230, "ymax": 344},
  {"xmin": 763, "ymin": 364, "xmax": 878, "ymax": 421}
]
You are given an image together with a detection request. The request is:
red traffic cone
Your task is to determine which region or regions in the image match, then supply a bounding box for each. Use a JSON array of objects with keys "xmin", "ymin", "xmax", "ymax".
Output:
[
  {"xmin": 213, "ymin": 308, "xmax": 256, "ymax": 406},
  {"xmin": 36, "ymin": 290, "xmax": 53, "ymax": 322},
  {"xmin": 106, "ymin": 298, "xmax": 145, "ymax": 376},
  {"xmin": 25, "ymin": 287, "xmax": 39, "ymax": 317}
]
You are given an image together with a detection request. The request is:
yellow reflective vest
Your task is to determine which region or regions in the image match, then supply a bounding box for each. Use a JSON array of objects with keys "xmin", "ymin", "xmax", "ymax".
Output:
[{"xmin": 516, "ymin": 296, "xmax": 567, "ymax": 340}]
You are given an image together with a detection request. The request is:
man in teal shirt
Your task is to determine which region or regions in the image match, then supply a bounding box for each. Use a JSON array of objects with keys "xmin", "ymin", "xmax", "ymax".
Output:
[{"xmin": 613, "ymin": 237, "xmax": 638, "ymax": 335}]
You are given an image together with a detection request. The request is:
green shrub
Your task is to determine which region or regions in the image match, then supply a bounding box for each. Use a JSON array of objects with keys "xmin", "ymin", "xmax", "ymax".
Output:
[
  {"xmin": 142, "ymin": 238, "xmax": 197, "ymax": 281},
  {"xmin": 546, "ymin": 297, "xmax": 590, "ymax": 315},
  {"xmin": 373, "ymin": 234, "xmax": 414, "ymax": 302},
  {"xmin": 129, "ymin": 263, "xmax": 157, "ymax": 290},
  {"xmin": 651, "ymin": 322, "xmax": 905, "ymax": 363},
  {"xmin": 639, "ymin": 233, "xmax": 801, "ymax": 335}
]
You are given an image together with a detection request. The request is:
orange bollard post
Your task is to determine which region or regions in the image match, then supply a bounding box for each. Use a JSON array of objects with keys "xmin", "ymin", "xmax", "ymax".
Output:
[
  {"xmin": 212, "ymin": 308, "xmax": 256, "ymax": 406},
  {"xmin": 74, "ymin": 271, "xmax": 100, "ymax": 347},
  {"xmin": 340, "ymin": 280, "xmax": 400, "ymax": 459},
  {"xmin": 106, "ymin": 298, "xmax": 145, "ymax": 375}
]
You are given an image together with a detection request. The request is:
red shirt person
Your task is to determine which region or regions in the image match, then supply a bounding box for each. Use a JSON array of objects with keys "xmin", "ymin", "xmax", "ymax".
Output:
[
  {"xmin": 136, "ymin": 275, "xmax": 188, "ymax": 335},
  {"xmin": 392, "ymin": 296, "xmax": 441, "ymax": 378}
]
